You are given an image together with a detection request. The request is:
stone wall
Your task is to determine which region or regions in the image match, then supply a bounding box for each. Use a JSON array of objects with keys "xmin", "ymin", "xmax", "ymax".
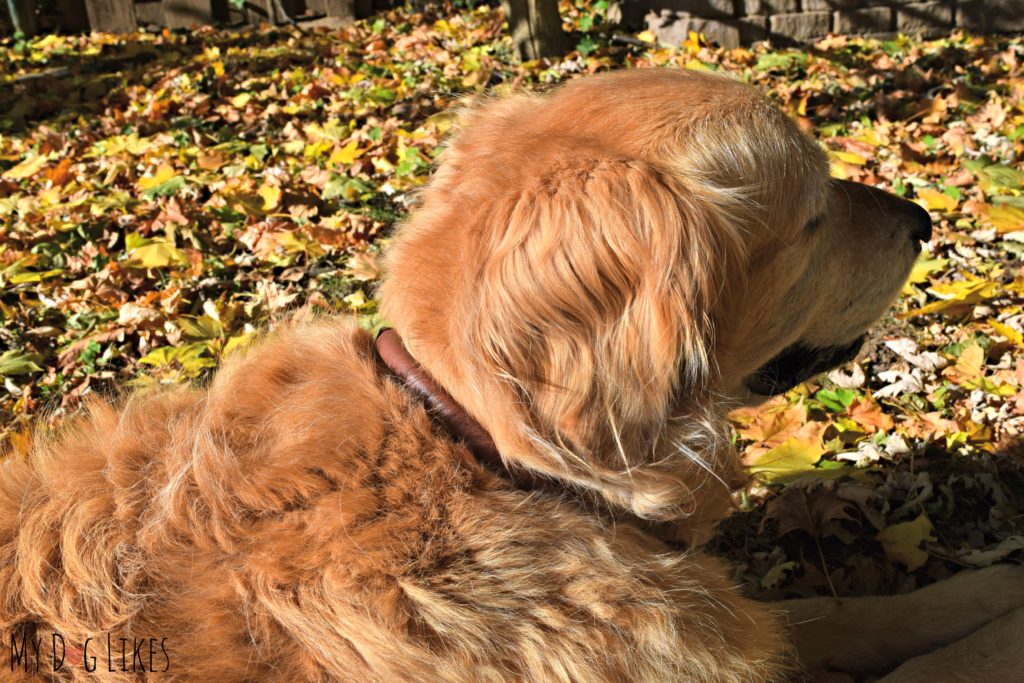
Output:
[{"xmin": 619, "ymin": 0, "xmax": 1024, "ymax": 47}]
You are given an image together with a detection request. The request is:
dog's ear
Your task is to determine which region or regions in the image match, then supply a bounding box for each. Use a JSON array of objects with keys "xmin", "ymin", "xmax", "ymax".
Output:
[{"xmin": 457, "ymin": 157, "xmax": 745, "ymax": 522}]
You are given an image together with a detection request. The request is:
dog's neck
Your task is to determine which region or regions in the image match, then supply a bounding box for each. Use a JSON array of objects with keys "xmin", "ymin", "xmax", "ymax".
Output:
[
  {"xmin": 374, "ymin": 328, "xmax": 548, "ymax": 491},
  {"xmin": 373, "ymin": 328, "xmax": 720, "ymax": 548}
]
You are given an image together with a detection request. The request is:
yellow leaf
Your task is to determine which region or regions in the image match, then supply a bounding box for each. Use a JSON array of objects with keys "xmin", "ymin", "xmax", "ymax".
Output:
[
  {"xmin": 372, "ymin": 156, "xmax": 395, "ymax": 174},
  {"xmin": 683, "ymin": 31, "xmax": 703, "ymax": 55},
  {"xmin": 231, "ymin": 92, "xmax": 252, "ymax": 108},
  {"xmin": 928, "ymin": 278, "xmax": 1000, "ymax": 301},
  {"xmin": 224, "ymin": 331, "xmax": 255, "ymax": 357},
  {"xmin": 830, "ymin": 150, "xmax": 867, "ymax": 166},
  {"xmin": 124, "ymin": 241, "xmax": 189, "ymax": 269},
  {"xmin": 981, "ymin": 204, "xmax": 1024, "ymax": 233},
  {"xmin": 877, "ymin": 514, "xmax": 936, "ymax": 570},
  {"xmin": 2, "ymin": 154, "xmax": 50, "ymax": 180},
  {"xmin": 852, "ymin": 128, "xmax": 883, "ymax": 147},
  {"xmin": 277, "ymin": 230, "xmax": 325, "ymax": 258},
  {"xmin": 258, "ymin": 184, "xmax": 282, "ymax": 211},
  {"xmin": 684, "ymin": 59, "xmax": 714, "ymax": 72},
  {"xmin": 830, "ymin": 164, "xmax": 852, "ymax": 180},
  {"xmin": 747, "ymin": 437, "xmax": 826, "ymax": 485},
  {"xmin": 329, "ymin": 140, "xmax": 364, "ymax": 167},
  {"xmin": 344, "ymin": 290, "xmax": 371, "ymax": 309},
  {"xmin": 902, "ymin": 256, "xmax": 948, "ymax": 295},
  {"xmin": 304, "ymin": 140, "xmax": 333, "ymax": 160},
  {"xmin": 915, "ymin": 188, "xmax": 958, "ymax": 212},
  {"xmin": 987, "ymin": 319, "xmax": 1024, "ymax": 349},
  {"xmin": 901, "ymin": 277, "xmax": 1001, "ymax": 318},
  {"xmin": 636, "ymin": 30, "xmax": 656, "ymax": 43},
  {"xmin": 137, "ymin": 164, "xmax": 178, "ymax": 192}
]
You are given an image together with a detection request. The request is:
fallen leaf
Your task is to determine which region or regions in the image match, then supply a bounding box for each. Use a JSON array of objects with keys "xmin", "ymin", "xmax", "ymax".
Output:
[
  {"xmin": 877, "ymin": 514, "xmax": 936, "ymax": 570},
  {"xmin": 0, "ymin": 350, "xmax": 43, "ymax": 376},
  {"xmin": 2, "ymin": 154, "xmax": 50, "ymax": 180},
  {"xmin": 747, "ymin": 437, "xmax": 826, "ymax": 484}
]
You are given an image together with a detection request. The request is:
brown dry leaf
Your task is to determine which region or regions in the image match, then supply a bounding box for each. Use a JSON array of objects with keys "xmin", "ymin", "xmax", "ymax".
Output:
[
  {"xmin": 764, "ymin": 487, "xmax": 856, "ymax": 539},
  {"xmin": 943, "ymin": 343, "xmax": 985, "ymax": 384},
  {"xmin": 847, "ymin": 398, "xmax": 895, "ymax": 433},
  {"xmin": 344, "ymin": 250, "xmax": 380, "ymax": 282}
]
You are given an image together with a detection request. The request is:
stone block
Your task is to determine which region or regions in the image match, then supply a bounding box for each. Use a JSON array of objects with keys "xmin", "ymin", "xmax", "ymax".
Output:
[
  {"xmin": 647, "ymin": 12, "xmax": 766, "ymax": 46},
  {"xmin": 833, "ymin": 6, "xmax": 894, "ymax": 33},
  {"xmin": 683, "ymin": 17, "xmax": 742, "ymax": 45},
  {"xmin": 957, "ymin": 0, "xmax": 1024, "ymax": 32},
  {"xmin": 742, "ymin": 0, "xmax": 797, "ymax": 15},
  {"xmin": 639, "ymin": 0, "xmax": 738, "ymax": 19},
  {"xmin": 801, "ymin": 0, "xmax": 865, "ymax": 12},
  {"xmin": 737, "ymin": 15, "xmax": 770, "ymax": 42},
  {"xmin": 769, "ymin": 11, "xmax": 831, "ymax": 41},
  {"xmin": 896, "ymin": 1, "xmax": 952, "ymax": 35}
]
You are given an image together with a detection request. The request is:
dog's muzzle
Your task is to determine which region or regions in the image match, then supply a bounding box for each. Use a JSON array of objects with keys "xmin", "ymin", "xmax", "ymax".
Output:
[{"xmin": 744, "ymin": 335, "xmax": 865, "ymax": 397}]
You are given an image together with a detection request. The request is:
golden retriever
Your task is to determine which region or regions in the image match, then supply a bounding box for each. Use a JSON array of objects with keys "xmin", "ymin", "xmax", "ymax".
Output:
[{"xmin": 1, "ymin": 68, "xmax": 1021, "ymax": 682}]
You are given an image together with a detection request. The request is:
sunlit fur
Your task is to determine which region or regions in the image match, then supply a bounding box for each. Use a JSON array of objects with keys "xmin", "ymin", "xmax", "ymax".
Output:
[
  {"xmin": 381, "ymin": 68, "xmax": 830, "ymax": 535},
  {"xmin": 0, "ymin": 68, "xmax": 920, "ymax": 682}
]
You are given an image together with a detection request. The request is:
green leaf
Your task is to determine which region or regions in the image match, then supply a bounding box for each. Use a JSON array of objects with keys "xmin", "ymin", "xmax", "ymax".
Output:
[
  {"xmin": 323, "ymin": 174, "xmax": 372, "ymax": 202},
  {"xmin": 577, "ymin": 35, "xmax": 598, "ymax": 57},
  {"xmin": 753, "ymin": 52, "xmax": 808, "ymax": 73},
  {"xmin": 816, "ymin": 387, "xmax": 856, "ymax": 412},
  {"xmin": 981, "ymin": 164, "xmax": 1023, "ymax": 191},
  {"xmin": 141, "ymin": 174, "xmax": 186, "ymax": 199},
  {"xmin": 0, "ymin": 350, "xmax": 43, "ymax": 376},
  {"xmin": 138, "ymin": 343, "xmax": 216, "ymax": 380}
]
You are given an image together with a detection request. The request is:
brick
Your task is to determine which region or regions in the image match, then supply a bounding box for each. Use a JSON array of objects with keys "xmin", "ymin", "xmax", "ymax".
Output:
[
  {"xmin": 769, "ymin": 11, "xmax": 831, "ymax": 41},
  {"xmin": 955, "ymin": 0, "xmax": 983, "ymax": 29},
  {"xmin": 639, "ymin": 0, "xmax": 737, "ymax": 19},
  {"xmin": 801, "ymin": 0, "xmax": 864, "ymax": 12},
  {"xmin": 682, "ymin": 17, "xmax": 742, "ymax": 46},
  {"xmin": 833, "ymin": 6, "xmax": 893, "ymax": 33},
  {"xmin": 691, "ymin": 15, "xmax": 769, "ymax": 46},
  {"xmin": 736, "ymin": 15, "xmax": 770, "ymax": 42},
  {"xmin": 647, "ymin": 12, "xmax": 765, "ymax": 47},
  {"xmin": 742, "ymin": 0, "xmax": 797, "ymax": 14},
  {"xmin": 957, "ymin": 0, "xmax": 1024, "ymax": 32},
  {"xmin": 896, "ymin": 1, "xmax": 952, "ymax": 35}
]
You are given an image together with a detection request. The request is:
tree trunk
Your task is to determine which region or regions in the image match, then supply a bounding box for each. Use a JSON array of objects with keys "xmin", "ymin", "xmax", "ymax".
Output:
[{"xmin": 500, "ymin": 0, "xmax": 571, "ymax": 62}]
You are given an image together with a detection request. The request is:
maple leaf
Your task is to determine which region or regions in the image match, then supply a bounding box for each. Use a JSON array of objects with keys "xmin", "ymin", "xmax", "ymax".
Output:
[
  {"xmin": 943, "ymin": 343, "xmax": 985, "ymax": 385},
  {"xmin": 764, "ymin": 487, "xmax": 856, "ymax": 540},
  {"xmin": 847, "ymin": 398, "xmax": 895, "ymax": 433}
]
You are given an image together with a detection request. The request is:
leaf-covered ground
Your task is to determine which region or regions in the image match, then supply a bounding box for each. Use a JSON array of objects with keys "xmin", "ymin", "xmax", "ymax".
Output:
[{"xmin": 1, "ymin": 11, "xmax": 1022, "ymax": 599}]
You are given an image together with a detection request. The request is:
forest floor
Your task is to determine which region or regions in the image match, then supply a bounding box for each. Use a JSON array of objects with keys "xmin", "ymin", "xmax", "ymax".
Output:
[{"xmin": 1, "ymin": 8, "xmax": 1022, "ymax": 599}]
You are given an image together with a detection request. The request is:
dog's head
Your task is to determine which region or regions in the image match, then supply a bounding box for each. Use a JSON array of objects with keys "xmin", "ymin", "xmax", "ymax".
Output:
[{"xmin": 380, "ymin": 69, "xmax": 929, "ymax": 541}]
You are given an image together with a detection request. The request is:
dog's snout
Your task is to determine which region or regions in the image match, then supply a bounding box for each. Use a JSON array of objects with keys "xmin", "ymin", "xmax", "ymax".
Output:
[{"xmin": 908, "ymin": 202, "xmax": 933, "ymax": 244}]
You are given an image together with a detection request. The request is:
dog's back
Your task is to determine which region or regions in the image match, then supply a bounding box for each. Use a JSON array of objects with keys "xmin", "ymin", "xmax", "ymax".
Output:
[{"xmin": 0, "ymin": 318, "xmax": 787, "ymax": 682}]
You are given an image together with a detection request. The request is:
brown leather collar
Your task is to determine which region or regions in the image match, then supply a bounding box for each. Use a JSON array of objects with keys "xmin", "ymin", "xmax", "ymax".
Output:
[{"xmin": 374, "ymin": 328, "xmax": 546, "ymax": 488}]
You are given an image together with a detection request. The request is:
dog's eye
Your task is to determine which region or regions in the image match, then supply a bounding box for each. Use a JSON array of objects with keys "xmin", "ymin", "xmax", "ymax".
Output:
[{"xmin": 804, "ymin": 215, "xmax": 825, "ymax": 234}]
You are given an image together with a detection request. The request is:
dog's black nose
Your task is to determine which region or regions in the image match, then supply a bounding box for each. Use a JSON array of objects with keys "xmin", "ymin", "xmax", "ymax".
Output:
[{"xmin": 909, "ymin": 202, "xmax": 933, "ymax": 243}]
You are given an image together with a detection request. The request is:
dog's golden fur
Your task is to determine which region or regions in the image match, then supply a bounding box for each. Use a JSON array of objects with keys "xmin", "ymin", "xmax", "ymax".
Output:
[{"xmin": 2, "ymin": 68, "xmax": 1018, "ymax": 682}]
